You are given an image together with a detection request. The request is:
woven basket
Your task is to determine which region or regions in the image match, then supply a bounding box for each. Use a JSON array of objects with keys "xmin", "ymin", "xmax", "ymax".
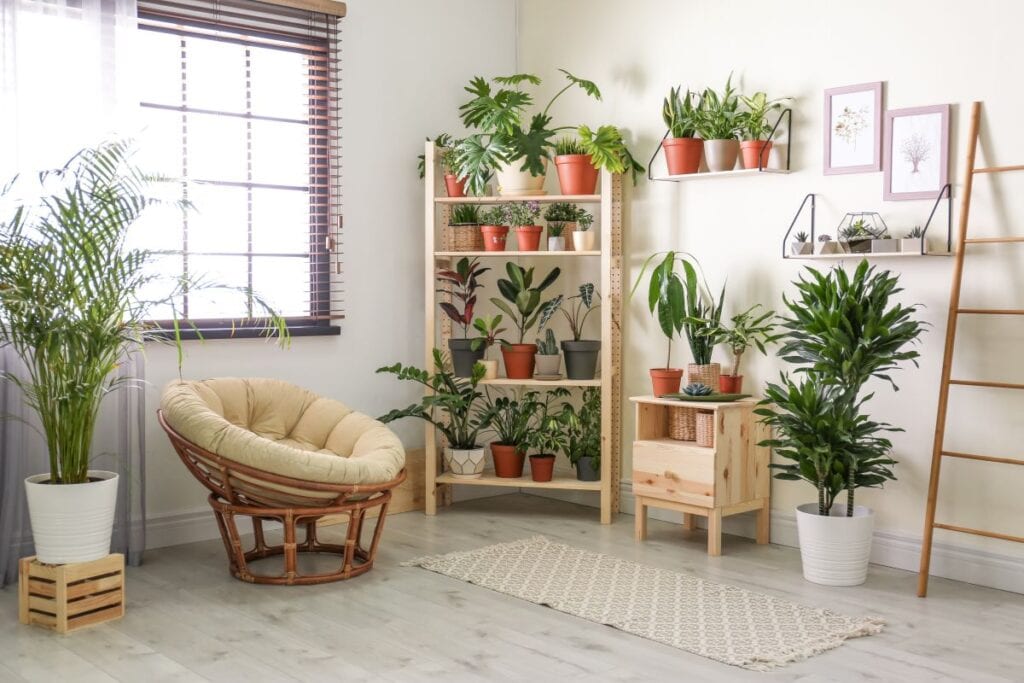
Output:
[
  {"xmin": 668, "ymin": 406, "xmax": 697, "ymax": 441},
  {"xmin": 687, "ymin": 363, "xmax": 721, "ymax": 390},
  {"xmin": 696, "ymin": 410, "xmax": 715, "ymax": 447},
  {"xmin": 562, "ymin": 221, "xmax": 577, "ymax": 251},
  {"xmin": 448, "ymin": 224, "xmax": 484, "ymax": 252}
]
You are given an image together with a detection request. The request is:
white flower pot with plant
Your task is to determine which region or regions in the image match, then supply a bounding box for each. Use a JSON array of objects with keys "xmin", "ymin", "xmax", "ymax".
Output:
[
  {"xmin": 871, "ymin": 230, "xmax": 900, "ymax": 253},
  {"xmin": 900, "ymin": 226, "xmax": 926, "ymax": 254},
  {"xmin": 540, "ymin": 283, "xmax": 601, "ymax": 380},
  {"xmin": 570, "ymin": 209, "xmax": 596, "ymax": 251},
  {"xmin": 790, "ymin": 231, "xmax": 813, "ymax": 256},
  {"xmin": 758, "ymin": 262, "xmax": 925, "ymax": 586},
  {"xmin": 547, "ymin": 222, "xmax": 566, "ymax": 252},
  {"xmin": 543, "ymin": 202, "xmax": 580, "ymax": 250},
  {"xmin": 0, "ymin": 143, "xmax": 287, "ymax": 565},
  {"xmin": 695, "ymin": 75, "xmax": 742, "ymax": 172}
]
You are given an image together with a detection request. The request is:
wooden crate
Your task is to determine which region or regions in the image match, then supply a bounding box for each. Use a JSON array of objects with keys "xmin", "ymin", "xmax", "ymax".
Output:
[{"xmin": 19, "ymin": 553, "xmax": 125, "ymax": 634}]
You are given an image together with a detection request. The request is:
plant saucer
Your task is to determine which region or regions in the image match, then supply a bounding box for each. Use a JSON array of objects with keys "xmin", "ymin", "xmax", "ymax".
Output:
[
  {"xmin": 662, "ymin": 393, "xmax": 751, "ymax": 403},
  {"xmin": 534, "ymin": 374, "xmax": 564, "ymax": 381}
]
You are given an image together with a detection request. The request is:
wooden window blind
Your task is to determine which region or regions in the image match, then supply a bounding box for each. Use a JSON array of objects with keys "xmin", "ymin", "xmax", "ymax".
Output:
[{"xmin": 136, "ymin": 0, "xmax": 343, "ymax": 337}]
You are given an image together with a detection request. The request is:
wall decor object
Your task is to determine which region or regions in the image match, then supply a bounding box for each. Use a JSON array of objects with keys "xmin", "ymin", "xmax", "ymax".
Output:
[
  {"xmin": 883, "ymin": 104, "xmax": 949, "ymax": 200},
  {"xmin": 823, "ymin": 82, "xmax": 883, "ymax": 175}
]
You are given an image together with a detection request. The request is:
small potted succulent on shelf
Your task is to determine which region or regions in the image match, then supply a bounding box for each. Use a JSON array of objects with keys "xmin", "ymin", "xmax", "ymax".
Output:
[
  {"xmin": 534, "ymin": 328, "xmax": 562, "ymax": 377},
  {"xmin": 377, "ymin": 350, "xmax": 489, "ymax": 478},
  {"xmin": 540, "ymin": 283, "xmax": 602, "ymax": 380},
  {"xmin": 482, "ymin": 389, "xmax": 541, "ymax": 478},
  {"xmin": 871, "ymin": 228, "xmax": 899, "ymax": 254},
  {"xmin": 661, "ymin": 86, "xmax": 703, "ymax": 175},
  {"xmin": 686, "ymin": 304, "xmax": 781, "ymax": 393},
  {"xmin": 507, "ymin": 201, "xmax": 543, "ymax": 251},
  {"xmin": 480, "ymin": 205, "xmax": 510, "ymax": 252},
  {"xmin": 525, "ymin": 389, "xmax": 571, "ymax": 482},
  {"xmin": 900, "ymin": 226, "xmax": 926, "ymax": 254},
  {"xmin": 817, "ymin": 234, "xmax": 841, "ymax": 255},
  {"xmin": 470, "ymin": 314, "xmax": 507, "ymax": 379},
  {"xmin": 490, "ymin": 262, "xmax": 561, "ymax": 379},
  {"xmin": 695, "ymin": 74, "xmax": 742, "ymax": 172},
  {"xmin": 449, "ymin": 204, "xmax": 483, "ymax": 252},
  {"xmin": 547, "ymin": 222, "xmax": 566, "ymax": 252},
  {"xmin": 560, "ymin": 387, "xmax": 601, "ymax": 481},
  {"xmin": 790, "ymin": 230, "xmax": 812, "ymax": 256},
  {"xmin": 737, "ymin": 91, "xmax": 789, "ymax": 170},
  {"xmin": 436, "ymin": 257, "xmax": 490, "ymax": 377},
  {"xmin": 571, "ymin": 208, "xmax": 596, "ymax": 251},
  {"xmin": 543, "ymin": 202, "xmax": 581, "ymax": 251}
]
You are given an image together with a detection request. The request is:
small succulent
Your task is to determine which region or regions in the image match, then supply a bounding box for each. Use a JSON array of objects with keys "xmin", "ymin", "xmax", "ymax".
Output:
[
  {"xmin": 906, "ymin": 225, "xmax": 924, "ymax": 239},
  {"xmin": 794, "ymin": 230, "xmax": 809, "ymax": 242},
  {"xmin": 682, "ymin": 382, "xmax": 713, "ymax": 396},
  {"xmin": 818, "ymin": 234, "xmax": 832, "ymax": 242},
  {"xmin": 536, "ymin": 328, "xmax": 559, "ymax": 355}
]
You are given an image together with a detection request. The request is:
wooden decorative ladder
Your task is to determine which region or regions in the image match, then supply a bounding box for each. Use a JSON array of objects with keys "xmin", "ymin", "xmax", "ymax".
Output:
[{"xmin": 917, "ymin": 101, "xmax": 1024, "ymax": 597}]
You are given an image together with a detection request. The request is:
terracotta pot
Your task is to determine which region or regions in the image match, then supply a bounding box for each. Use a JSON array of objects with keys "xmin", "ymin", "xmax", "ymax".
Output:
[
  {"xmin": 529, "ymin": 454, "xmax": 556, "ymax": 482},
  {"xmin": 704, "ymin": 139, "xmax": 740, "ymax": 172},
  {"xmin": 572, "ymin": 230, "xmax": 596, "ymax": 252},
  {"xmin": 480, "ymin": 224, "xmax": 509, "ymax": 252},
  {"xmin": 650, "ymin": 368, "xmax": 683, "ymax": 396},
  {"xmin": 554, "ymin": 154, "xmax": 599, "ymax": 195},
  {"xmin": 662, "ymin": 137, "xmax": 703, "ymax": 175},
  {"xmin": 515, "ymin": 225, "xmax": 543, "ymax": 251},
  {"xmin": 444, "ymin": 174, "xmax": 467, "ymax": 197},
  {"xmin": 495, "ymin": 159, "xmax": 547, "ymax": 196},
  {"xmin": 501, "ymin": 343, "xmax": 537, "ymax": 379},
  {"xmin": 719, "ymin": 374, "xmax": 743, "ymax": 393},
  {"xmin": 740, "ymin": 140, "xmax": 773, "ymax": 170},
  {"xmin": 490, "ymin": 443, "xmax": 526, "ymax": 478}
]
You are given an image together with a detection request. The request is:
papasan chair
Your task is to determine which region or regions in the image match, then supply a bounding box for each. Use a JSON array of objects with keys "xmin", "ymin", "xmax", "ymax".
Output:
[{"xmin": 159, "ymin": 378, "xmax": 406, "ymax": 585}]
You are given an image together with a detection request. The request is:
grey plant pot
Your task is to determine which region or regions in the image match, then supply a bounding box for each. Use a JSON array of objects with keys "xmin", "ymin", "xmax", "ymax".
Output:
[
  {"xmin": 449, "ymin": 338, "xmax": 485, "ymax": 378},
  {"xmin": 575, "ymin": 455, "xmax": 600, "ymax": 482},
  {"xmin": 561, "ymin": 340, "xmax": 600, "ymax": 380},
  {"xmin": 534, "ymin": 353, "xmax": 561, "ymax": 377},
  {"xmin": 703, "ymin": 139, "xmax": 740, "ymax": 172}
]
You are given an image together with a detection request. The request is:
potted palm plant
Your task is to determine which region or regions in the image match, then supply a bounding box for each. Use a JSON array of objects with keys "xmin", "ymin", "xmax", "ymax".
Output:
[
  {"xmin": 436, "ymin": 257, "xmax": 490, "ymax": 377},
  {"xmin": 737, "ymin": 91, "xmax": 788, "ymax": 169},
  {"xmin": 490, "ymin": 263, "xmax": 561, "ymax": 379},
  {"xmin": 560, "ymin": 387, "xmax": 601, "ymax": 481},
  {"xmin": 757, "ymin": 262, "xmax": 924, "ymax": 586},
  {"xmin": 525, "ymin": 389, "xmax": 570, "ymax": 482},
  {"xmin": 686, "ymin": 304, "xmax": 781, "ymax": 393},
  {"xmin": 0, "ymin": 143, "xmax": 285, "ymax": 565},
  {"xmin": 482, "ymin": 389, "xmax": 541, "ymax": 478},
  {"xmin": 378, "ymin": 350, "xmax": 489, "ymax": 478},
  {"xmin": 470, "ymin": 314, "xmax": 507, "ymax": 379},
  {"xmin": 540, "ymin": 283, "xmax": 601, "ymax": 380},
  {"xmin": 661, "ymin": 86, "xmax": 703, "ymax": 175},
  {"xmin": 695, "ymin": 75, "xmax": 742, "ymax": 172}
]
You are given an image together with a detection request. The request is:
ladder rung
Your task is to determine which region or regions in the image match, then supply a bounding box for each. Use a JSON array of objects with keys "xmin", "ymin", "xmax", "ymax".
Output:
[
  {"xmin": 949, "ymin": 379, "xmax": 1024, "ymax": 390},
  {"xmin": 957, "ymin": 308, "xmax": 1024, "ymax": 315},
  {"xmin": 974, "ymin": 164, "xmax": 1024, "ymax": 174},
  {"xmin": 942, "ymin": 450, "xmax": 1024, "ymax": 466},
  {"xmin": 965, "ymin": 236, "xmax": 1024, "ymax": 244},
  {"xmin": 933, "ymin": 523, "xmax": 1024, "ymax": 544}
]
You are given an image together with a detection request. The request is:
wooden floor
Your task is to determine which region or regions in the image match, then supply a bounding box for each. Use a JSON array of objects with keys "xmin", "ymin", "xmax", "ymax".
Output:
[{"xmin": 1, "ymin": 494, "xmax": 1023, "ymax": 682}]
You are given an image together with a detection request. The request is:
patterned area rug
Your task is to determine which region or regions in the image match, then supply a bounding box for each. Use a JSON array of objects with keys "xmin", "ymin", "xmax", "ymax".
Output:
[{"xmin": 404, "ymin": 536, "xmax": 884, "ymax": 671}]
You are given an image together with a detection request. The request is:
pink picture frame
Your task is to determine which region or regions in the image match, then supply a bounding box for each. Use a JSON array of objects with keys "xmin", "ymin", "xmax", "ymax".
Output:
[
  {"xmin": 883, "ymin": 104, "xmax": 949, "ymax": 201},
  {"xmin": 824, "ymin": 82, "xmax": 883, "ymax": 175}
]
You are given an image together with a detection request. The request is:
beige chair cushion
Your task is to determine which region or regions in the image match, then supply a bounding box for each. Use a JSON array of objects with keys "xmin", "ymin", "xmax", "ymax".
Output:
[{"xmin": 161, "ymin": 378, "xmax": 405, "ymax": 487}]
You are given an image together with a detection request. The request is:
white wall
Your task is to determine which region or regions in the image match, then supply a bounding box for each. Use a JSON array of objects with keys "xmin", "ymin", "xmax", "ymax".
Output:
[
  {"xmin": 144, "ymin": 0, "xmax": 518, "ymax": 546},
  {"xmin": 516, "ymin": 0, "xmax": 1024, "ymax": 587}
]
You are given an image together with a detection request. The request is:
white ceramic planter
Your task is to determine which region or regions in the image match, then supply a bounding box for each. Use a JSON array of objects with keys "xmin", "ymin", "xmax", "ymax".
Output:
[
  {"xmin": 443, "ymin": 447, "xmax": 486, "ymax": 478},
  {"xmin": 795, "ymin": 503, "xmax": 874, "ymax": 586},
  {"xmin": 534, "ymin": 353, "xmax": 561, "ymax": 377},
  {"xmin": 480, "ymin": 359, "xmax": 499, "ymax": 380},
  {"xmin": 25, "ymin": 470, "xmax": 119, "ymax": 564},
  {"xmin": 572, "ymin": 230, "xmax": 596, "ymax": 251},
  {"xmin": 871, "ymin": 238, "xmax": 900, "ymax": 253},
  {"xmin": 703, "ymin": 139, "xmax": 740, "ymax": 172},
  {"xmin": 790, "ymin": 242, "xmax": 813, "ymax": 256},
  {"xmin": 495, "ymin": 159, "xmax": 547, "ymax": 196},
  {"xmin": 818, "ymin": 240, "xmax": 841, "ymax": 255},
  {"xmin": 547, "ymin": 236, "xmax": 565, "ymax": 252},
  {"xmin": 900, "ymin": 237, "xmax": 925, "ymax": 254}
]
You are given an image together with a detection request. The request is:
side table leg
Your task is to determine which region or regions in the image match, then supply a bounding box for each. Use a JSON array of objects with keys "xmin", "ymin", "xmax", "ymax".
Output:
[{"xmin": 634, "ymin": 497, "xmax": 647, "ymax": 541}]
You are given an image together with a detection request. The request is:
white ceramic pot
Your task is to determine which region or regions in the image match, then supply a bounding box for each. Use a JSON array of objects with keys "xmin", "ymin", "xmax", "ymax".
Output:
[
  {"xmin": 871, "ymin": 238, "xmax": 900, "ymax": 253},
  {"xmin": 818, "ymin": 240, "xmax": 841, "ymax": 255},
  {"xmin": 795, "ymin": 503, "xmax": 874, "ymax": 586},
  {"xmin": 548, "ymin": 236, "xmax": 565, "ymax": 252},
  {"xmin": 572, "ymin": 230, "xmax": 596, "ymax": 252},
  {"xmin": 480, "ymin": 359, "xmax": 499, "ymax": 380},
  {"xmin": 534, "ymin": 353, "xmax": 561, "ymax": 377},
  {"xmin": 703, "ymin": 139, "xmax": 740, "ymax": 172},
  {"xmin": 443, "ymin": 447, "xmax": 486, "ymax": 478},
  {"xmin": 900, "ymin": 238, "xmax": 925, "ymax": 254},
  {"xmin": 25, "ymin": 470, "xmax": 119, "ymax": 564},
  {"xmin": 495, "ymin": 159, "xmax": 547, "ymax": 196},
  {"xmin": 790, "ymin": 242, "xmax": 813, "ymax": 256}
]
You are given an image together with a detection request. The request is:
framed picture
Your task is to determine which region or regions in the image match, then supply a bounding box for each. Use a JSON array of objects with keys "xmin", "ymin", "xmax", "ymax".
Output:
[
  {"xmin": 883, "ymin": 104, "xmax": 949, "ymax": 200},
  {"xmin": 824, "ymin": 82, "xmax": 883, "ymax": 174}
]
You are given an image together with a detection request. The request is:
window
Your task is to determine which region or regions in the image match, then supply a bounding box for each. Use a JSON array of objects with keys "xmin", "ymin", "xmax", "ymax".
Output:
[{"xmin": 135, "ymin": 0, "xmax": 343, "ymax": 337}]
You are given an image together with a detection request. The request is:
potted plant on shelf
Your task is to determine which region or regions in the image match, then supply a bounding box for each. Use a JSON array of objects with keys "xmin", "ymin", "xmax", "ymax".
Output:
[
  {"xmin": 507, "ymin": 201, "xmax": 543, "ymax": 251},
  {"xmin": 448, "ymin": 204, "xmax": 483, "ymax": 252},
  {"xmin": 737, "ymin": 91, "xmax": 788, "ymax": 170},
  {"xmin": 480, "ymin": 205, "xmax": 510, "ymax": 252},
  {"xmin": 695, "ymin": 74, "xmax": 742, "ymax": 172},
  {"xmin": 686, "ymin": 304, "xmax": 781, "ymax": 393},
  {"xmin": 900, "ymin": 226, "xmax": 925, "ymax": 254},
  {"xmin": 525, "ymin": 389, "xmax": 570, "ymax": 482},
  {"xmin": 543, "ymin": 202, "xmax": 581, "ymax": 251},
  {"xmin": 791, "ymin": 230, "xmax": 812, "ymax": 256},
  {"xmin": 470, "ymin": 314, "xmax": 507, "ymax": 379},
  {"xmin": 839, "ymin": 221, "xmax": 874, "ymax": 253},
  {"xmin": 756, "ymin": 262, "xmax": 924, "ymax": 586},
  {"xmin": 534, "ymin": 329, "xmax": 562, "ymax": 377},
  {"xmin": 482, "ymin": 389, "xmax": 541, "ymax": 478},
  {"xmin": 436, "ymin": 257, "xmax": 490, "ymax": 377},
  {"xmin": 540, "ymin": 283, "xmax": 602, "ymax": 380},
  {"xmin": 0, "ymin": 143, "xmax": 287, "ymax": 565},
  {"xmin": 560, "ymin": 387, "xmax": 601, "ymax": 481},
  {"xmin": 817, "ymin": 234, "xmax": 841, "ymax": 255},
  {"xmin": 547, "ymin": 222, "xmax": 566, "ymax": 252},
  {"xmin": 490, "ymin": 262, "xmax": 561, "ymax": 379},
  {"xmin": 679, "ymin": 259, "xmax": 726, "ymax": 390},
  {"xmin": 661, "ymin": 86, "xmax": 703, "ymax": 175},
  {"xmin": 871, "ymin": 228, "xmax": 899, "ymax": 254},
  {"xmin": 553, "ymin": 136, "xmax": 597, "ymax": 195},
  {"xmin": 417, "ymin": 132, "xmax": 467, "ymax": 197},
  {"xmin": 631, "ymin": 251, "xmax": 687, "ymax": 395},
  {"xmin": 377, "ymin": 350, "xmax": 489, "ymax": 478},
  {"xmin": 572, "ymin": 208, "xmax": 596, "ymax": 251}
]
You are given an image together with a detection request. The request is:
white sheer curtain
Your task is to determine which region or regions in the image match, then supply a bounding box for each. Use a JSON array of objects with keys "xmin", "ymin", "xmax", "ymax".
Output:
[{"xmin": 0, "ymin": 0, "xmax": 146, "ymax": 585}]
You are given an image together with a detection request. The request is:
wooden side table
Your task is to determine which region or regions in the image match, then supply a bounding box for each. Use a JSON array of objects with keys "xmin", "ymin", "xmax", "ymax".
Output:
[{"xmin": 629, "ymin": 396, "xmax": 770, "ymax": 556}]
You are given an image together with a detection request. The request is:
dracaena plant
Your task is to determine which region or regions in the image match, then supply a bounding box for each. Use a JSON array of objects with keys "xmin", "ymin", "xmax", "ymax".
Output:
[
  {"xmin": 435, "ymin": 257, "xmax": 490, "ymax": 338},
  {"xmin": 662, "ymin": 86, "xmax": 701, "ymax": 139},
  {"xmin": 737, "ymin": 91, "xmax": 789, "ymax": 141},
  {"xmin": 539, "ymin": 283, "xmax": 601, "ymax": 341},
  {"xmin": 695, "ymin": 74, "xmax": 742, "ymax": 141},
  {"xmin": 490, "ymin": 262, "xmax": 561, "ymax": 344}
]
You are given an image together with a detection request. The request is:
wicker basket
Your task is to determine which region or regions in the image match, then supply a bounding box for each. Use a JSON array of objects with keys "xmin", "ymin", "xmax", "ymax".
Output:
[
  {"xmin": 448, "ymin": 224, "xmax": 484, "ymax": 251},
  {"xmin": 668, "ymin": 406, "xmax": 697, "ymax": 441},
  {"xmin": 696, "ymin": 410, "xmax": 715, "ymax": 447},
  {"xmin": 687, "ymin": 363, "xmax": 721, "ymax": 390}
]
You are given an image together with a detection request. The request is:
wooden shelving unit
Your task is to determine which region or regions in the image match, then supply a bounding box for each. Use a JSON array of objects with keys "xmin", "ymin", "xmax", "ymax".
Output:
[{"xmin": 423, "ymin": 142, "xmax": 623, "ymax": 523}]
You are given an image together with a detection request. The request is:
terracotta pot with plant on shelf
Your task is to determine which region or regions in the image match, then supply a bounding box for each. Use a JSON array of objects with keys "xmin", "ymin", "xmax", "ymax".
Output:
[
  {"xmin": 688, "ymin": 304, "xmax": 781, "ymax": 394},
  {"xmin": 417, "ymin": 133, "xmax": 468, "ymax": 197},
  {"xmin": 526, "ymin": 391, "xmax": 570, "ymax": 482},
  {"xmin": 695, "ymin": 75, "xmax": 741, "ymax": 172},
  {"xmin": 479, "ymin": 205, "xmax": 510, "ymax": 252},
  {"xmin": 540, "ymin": 283, "xmax": 601, "ymax": 380},
  {"xmin": 508, "ymin": 201, "xmax": 543, "ymax": 251},
  {"xmin": 661, "ymin": 86, "xmax": 703, "ymax": 174},
  {"xmin": 436, "ymin": 256, "xmax": 490, "ymax": 378},
  {"xmin": 632, "ymin": 251, "xmax": 691, "ymax": 396},
  {"xmin": 553, "ymin": 136, "xmax": 598, "ymax": 195},
  {"xmin": 738, "ymin": 91, "xmax": 788, "ymax": 170},
  {"xmin": 470, "ymin": 314, "xmax": 506, "ymax": 380},
  {"xmin": 491, "ymin": 262, "xmax": 561, "ymax": 379},
  {"xmin": 482, "ymin": 390, "xmax": 540, "ymax": 478}
]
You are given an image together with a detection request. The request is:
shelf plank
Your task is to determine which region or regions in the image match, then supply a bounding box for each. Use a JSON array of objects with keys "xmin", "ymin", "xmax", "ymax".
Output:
[
  {"xmin": 786, "ymin": 251, "xmax": 953, "ymax": 260},
  {"xmin": 436, "ymin": 194, "xmax": 601, "ymax": 205},
  {"xmin": 482, "ymin": 377, "xmax": 601, "ymax": 387},
  {"xmin": 629, "ymin": 395, "xmax": 756, "ymax": 409},
  {"xmin": 651, "ymin": 168, "xmax": 790, "ymax": 182},
  {"xmin": 435, "ymin": 250, "xmax": 600, "ymax": 258},
  {"xmin": 435, "ymin": 472, "xmax": 602, "ymax": 490}
]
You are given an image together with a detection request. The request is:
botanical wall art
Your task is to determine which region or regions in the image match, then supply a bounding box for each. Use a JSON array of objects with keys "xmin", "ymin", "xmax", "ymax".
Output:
[
  {"xmin": 823, "ymin": 82, "xmax": 882, "ymax": 175},
  {"xmin": 883, "ymin": 104, "xmax": 949, "ymax": 200}
]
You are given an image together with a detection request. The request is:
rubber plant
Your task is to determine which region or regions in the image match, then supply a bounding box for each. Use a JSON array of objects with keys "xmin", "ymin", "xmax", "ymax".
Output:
[{"xmin": 490, "ymin": 262, "xmax": 561, "ymax": 343}]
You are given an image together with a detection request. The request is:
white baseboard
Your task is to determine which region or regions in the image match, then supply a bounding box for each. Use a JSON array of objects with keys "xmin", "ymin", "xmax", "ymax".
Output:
[
  {"xmin": 145, "ymin": 507, "xmax": 222, "ymax": 549},
  {"xmin": 530, "ymin": 482, "xmax": 1024, "ymax": 595}
]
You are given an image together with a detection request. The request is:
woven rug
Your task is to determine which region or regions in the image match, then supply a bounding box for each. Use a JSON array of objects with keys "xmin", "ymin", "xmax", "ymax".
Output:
[{"xmin": 404, "ymin": 536, "xmax": 884, "ymax": 671}]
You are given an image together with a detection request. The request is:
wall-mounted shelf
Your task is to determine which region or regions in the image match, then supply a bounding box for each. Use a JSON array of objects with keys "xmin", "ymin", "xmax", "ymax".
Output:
[
  {"xmin": 652, "ymin": 168, "xmax": 790, "ymax": 182},
  {"xmin": 434, "ymin": 250, "xmax": 600, "ymax": 258},
  {"xmin": 435, "ymin": 194, "xmax": 600, "ymax": 205},
  {"xmin": 788, "ymin": 251, "xmax": 953, "ymax": 261}
]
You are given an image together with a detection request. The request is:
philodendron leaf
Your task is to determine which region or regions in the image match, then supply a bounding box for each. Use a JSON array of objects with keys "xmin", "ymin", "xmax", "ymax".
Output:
[
  {"xmin": 494, "ymin": 73, "xmax": 542, "ymax": 86},
  {"xmin": 559, "ymin": 69, "xmax": 602, "ymax": 100}
]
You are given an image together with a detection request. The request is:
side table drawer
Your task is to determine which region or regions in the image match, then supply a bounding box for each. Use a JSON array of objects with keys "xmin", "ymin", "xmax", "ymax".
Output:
[{"xmin": 632, "ymin": 439, "xmax": 715, "ymax": 507}]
